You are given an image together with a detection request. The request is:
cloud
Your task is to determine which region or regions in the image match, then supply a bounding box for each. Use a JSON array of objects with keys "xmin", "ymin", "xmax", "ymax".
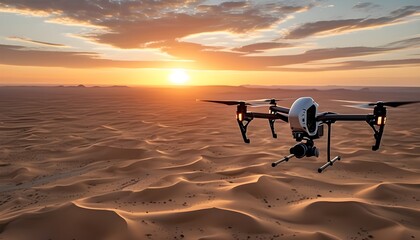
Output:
[
  {"xmin": 233, "ymin": 42, "xmax": 292, "ymax": 53},
  {"xmin": 352, "ymin": 2, "xmax": 380, "ymax": 11},
  {"xmin": 285, "ymin": 5, "xmax": 420, "ymax": 39},
  {"xmin": 0, "ymin": 0, "xmax": 312, "ymax": 48},
  {"xmin": 276, "ymin": 59, "xmax": 420, "ymax": 71},
  {"xmin": 1, "ymin": 40, "xmax": 418, "ymax": 72},
  {"xmin": 7, "ymin": 36, "xmax": 67, "ymax": 47},
  {"xmin": 0, "ymin": 44, "xmax": 192, "ymax": 69},
  {"xmin": 89, "ymin": 2, "xmax": 311, "ymax": 48},
  {"xmin": 339, "ymin": 59, "xmax": 420, "ymax": 69},
  {"xmin": 383, "ymin": 37, "xmax": 420, "ymax": 48},
  {"xmin": 0, "ymin": 42, "xmax": 387, "ymax": 70},
  {"xmin": 148, "ymin": 35, "xmax": 420, "ymax": 71},
  {"xmin": 150, "ymin": 40, "xmax": 403, "ymax": 70},
  {"xmin": 1, "ymin": 32, "xmax": 418, "ymax": 72}
]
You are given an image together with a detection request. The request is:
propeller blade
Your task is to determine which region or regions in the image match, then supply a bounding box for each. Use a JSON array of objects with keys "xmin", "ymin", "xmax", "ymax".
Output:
[
  {"xmin": 333, "ymin": 100, "xmax": 372, "ymax": 110},
  {"xmin": 245, "ymin": 98, "xmax": 288, "ymax": 107},
  {"xmin": 371, "ymin": 101, "xmax": 420, "ymax": 108},
  {"xmin": 198, "ymin": 98, "xmax": 284, "ymax": 107},
  {"xmin": 197, "ymin": 99, "xmax": 248, "ymax": 105},
  {"xmin": 335, "ymin": 100, "xmax": 420, "ymax": 109},
  {"xmin": 343, "ymin": 104, "xmax": 372, "ymax": 110},
  {"xmin": 332, "ymin": 99, "xmax": 370, "ymax": 104},
  {"xmin": 354, "ymin": 104, "xmax": 374, "ymax": 109},
  {"xmin": 248, "ymin": 98, "xmax": 282, "ymax": 103},
  {"xmin": 247, "ymin": 101, "xmax": 275, "ymax": 107}
]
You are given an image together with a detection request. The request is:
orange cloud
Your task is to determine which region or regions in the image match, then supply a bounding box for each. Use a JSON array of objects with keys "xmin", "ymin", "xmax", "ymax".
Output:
[
  {"xmin": 233, "ymin": 42, "xmax": 292, "ymax": 53},
  {"xmin": 1, "ymin": 36, "xmax": 418, "ymax": 71},
  {"xmin": 0, "ymin": 0, "xmax": 311, "ymax": 48},
  {"xmin": 0, "ymin": 44, "xmax": 194, "ymax": 69}
]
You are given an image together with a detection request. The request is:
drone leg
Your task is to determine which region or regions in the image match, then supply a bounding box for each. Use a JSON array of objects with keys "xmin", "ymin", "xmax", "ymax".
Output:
[
  {"xmin": 318, "ymin": 156, "xmax": 341, "ymax": 173},
  {"xmin": 318, "ymin": 122, "xmax": 341, "ymax": 173},
  {"xmin": 272, "ymin": 154, "xmax": 295, "ymax": 167},
  {"xmin": 269, "ymin": 119, "xmax": 277, "ymax": 138},
  {"xmin": 237, "ymin": 119, "xmax": 252, "ymax": 143},
  {"xmin": 367, "ymin": 119, "xmax": 385, "ymax": 151}
]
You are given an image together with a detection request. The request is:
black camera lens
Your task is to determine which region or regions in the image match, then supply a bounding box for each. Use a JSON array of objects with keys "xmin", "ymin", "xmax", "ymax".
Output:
[{"xmin": 290, "ymin": 143, "xmax": 308, "ymax": 158}]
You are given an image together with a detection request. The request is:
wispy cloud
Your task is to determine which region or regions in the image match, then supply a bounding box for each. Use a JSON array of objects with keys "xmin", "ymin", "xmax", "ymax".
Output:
[
  {"xmin": 233, "ymin": 42, "xmax": 292, "ymax": 53},
  {"xmin": 7, "ymin": 36, "xmax": 67, "ymax": 47},
  {"xmin": 276, "ymin": 59, "xmax": 420, "ymax": 71},
  {"xmin": 285, "ymin": 6, "xmax": 420, "ymax": 39},
  {"xmin": 352, "ymin": 2, "xmax": 380, "ymax": 11},
  {"xmin": 383, "ymin": 36, "xmax": 420, "ymax": 48}
]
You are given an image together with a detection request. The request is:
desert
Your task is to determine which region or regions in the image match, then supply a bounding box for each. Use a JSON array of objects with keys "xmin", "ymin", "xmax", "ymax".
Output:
[{"xmin": 0, "ymin": 86, "xmax": 419, "ymax": 240}]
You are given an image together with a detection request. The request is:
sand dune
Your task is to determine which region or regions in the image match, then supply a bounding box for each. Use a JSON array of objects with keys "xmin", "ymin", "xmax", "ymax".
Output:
[
  {"xmin": 0, "ymin": 203, "xmax": 129, "ymax": 240},
  {"xmin": 0, "ymin": 86, "xmax": 419, "ymax": 239}
]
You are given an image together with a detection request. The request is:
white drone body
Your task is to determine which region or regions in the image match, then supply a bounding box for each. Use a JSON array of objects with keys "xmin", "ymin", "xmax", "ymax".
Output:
[{"xmin": 288, "ymin": 97, "xmax": 322, "ymax": 140}]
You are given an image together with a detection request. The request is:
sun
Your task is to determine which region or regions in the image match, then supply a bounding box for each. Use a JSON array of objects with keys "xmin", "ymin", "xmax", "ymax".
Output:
[{"xmin": 168, "ymin": 69, "xmax": 190, "ymax": 85}]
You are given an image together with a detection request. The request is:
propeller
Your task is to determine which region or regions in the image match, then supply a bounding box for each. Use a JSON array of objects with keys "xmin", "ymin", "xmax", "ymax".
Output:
[
  {"xmin": 362, "ymin": 101, "xmax": 420, "ymax": 108},
  {"xmin": 198, "ymin": 100, "xmax": 249, "ymax": 106},
  {"xmin": 334, "ymin": 100, "xmax": 420, "ymax": 109},
  {"xmin": 332, "ymin": 100, "xmax": 371, "ymax": 110},
  {"xmin": 198, "ymin": 98, "xmax": 282, "ymax": 107}
]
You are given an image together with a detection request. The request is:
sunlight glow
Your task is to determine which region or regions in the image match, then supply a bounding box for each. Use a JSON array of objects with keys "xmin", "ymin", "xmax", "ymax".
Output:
[{"xmin": 168, "ymin": 69, "xmax": 190, "ymax": 85}]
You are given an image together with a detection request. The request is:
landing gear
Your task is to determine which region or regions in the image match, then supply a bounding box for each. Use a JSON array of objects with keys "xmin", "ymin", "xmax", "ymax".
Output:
[
  {"xmin": 271, "ymin": 139, "xmax": 319, "ymax": 168},
  {"xmin": 271, "ymin": 154, "xmax": 295, "ymax": 167},
  {"xmin": 272, "ymin": 122, "xmax": 341, "ymax": 173},
  {"xmin": 237, "ymin": 118, "xmax": 252, "ymax": 144},
  {"xmin": 317, "ymin": 121, "xmax": 341, "ymax": 173},
  {"xmin": 236, "ymin": 102, "xmax": 252, "ymax": 144},
  {"xmin": 269, "ymin": 118, "xmax": 277, "ymax": 138}
]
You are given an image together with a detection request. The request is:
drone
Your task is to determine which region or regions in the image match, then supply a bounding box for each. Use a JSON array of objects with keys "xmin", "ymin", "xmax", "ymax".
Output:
[{"xmin": 199, "ymin": 97, "xmax": 419, "ymax": 173}]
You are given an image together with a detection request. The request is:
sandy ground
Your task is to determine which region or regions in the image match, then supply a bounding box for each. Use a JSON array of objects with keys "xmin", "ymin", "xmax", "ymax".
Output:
[{"xmin": 0, "ymin": 86, "xmax": 419, "ymax": 240}]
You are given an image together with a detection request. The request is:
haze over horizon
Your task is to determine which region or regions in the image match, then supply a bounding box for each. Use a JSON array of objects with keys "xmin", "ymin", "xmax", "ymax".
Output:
[{"xmin": 1, "ymin": 0, "xmax": 419, "ymax": 86}]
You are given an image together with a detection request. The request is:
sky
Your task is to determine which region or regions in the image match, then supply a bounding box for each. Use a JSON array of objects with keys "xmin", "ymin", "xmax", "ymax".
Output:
[{"xmin": 0, "ymin": 0, "xmax": 419, "ymax": 86}]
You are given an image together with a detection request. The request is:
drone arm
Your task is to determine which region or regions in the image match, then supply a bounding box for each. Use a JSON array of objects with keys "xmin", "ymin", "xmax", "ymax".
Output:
[
  {"xmin": 318, "ymin": 113, "xmax": 385, "ymax": 151},
  {"xmin": 270, "ymin": 106, "xmax": 290, "ymax": 114},
  {"xmin": 249, "ymin": 112, "xmax": 288, "ymax": 122},
  {"xmin": 250, "ymin": 112, "xmax": 288, "ymax": 138},
  {"xmin": 316, "ymin": 114, "xmax": 371, "ymax": 122},
  {"xmin": 236, "ymin": 112, "xmax": 288, "ymax": 143}
]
